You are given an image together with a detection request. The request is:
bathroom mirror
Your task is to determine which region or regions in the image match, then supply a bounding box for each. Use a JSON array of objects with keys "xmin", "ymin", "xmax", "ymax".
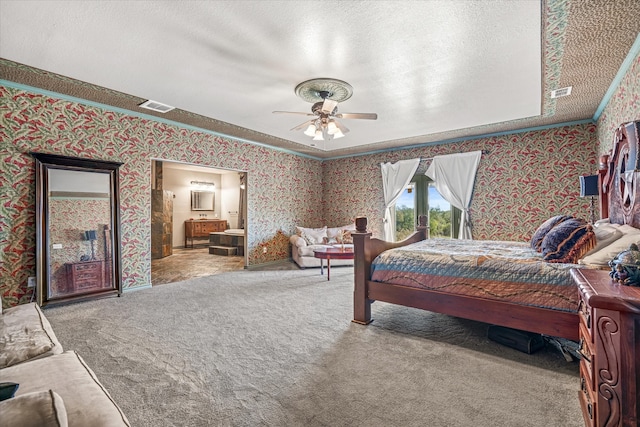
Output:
[
  {"xmin": 32, "ymin": 152, "xmax": 123, "ymax": 306},
  {"xmin": 191, "ymin": 190, "xmax": 215, "ymax": 211}
]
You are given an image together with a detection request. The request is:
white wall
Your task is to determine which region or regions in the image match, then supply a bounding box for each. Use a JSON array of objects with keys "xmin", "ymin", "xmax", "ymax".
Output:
[
  {"xmin": 221, "ymin": 173, "xmax": 241, "ymax": 229},
  {"xmin": 164, "ymin": 168, "xmax": 221, "ymax": 247}
]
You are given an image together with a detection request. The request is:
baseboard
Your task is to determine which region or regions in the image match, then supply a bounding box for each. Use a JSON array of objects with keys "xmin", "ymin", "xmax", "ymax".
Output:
[
  {"xmin": 123, "ymin": 284, "xmax": 152, "ymax": 293},
  {"xmin": 245, "ymin": 258, "xmax": 297, "ymax": 270}
]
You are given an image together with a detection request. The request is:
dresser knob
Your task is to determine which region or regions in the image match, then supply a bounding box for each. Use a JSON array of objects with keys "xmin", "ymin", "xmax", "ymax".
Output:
[{"xmin": 578, "ymin": 338, "xmax": 591, "ymax": 363}]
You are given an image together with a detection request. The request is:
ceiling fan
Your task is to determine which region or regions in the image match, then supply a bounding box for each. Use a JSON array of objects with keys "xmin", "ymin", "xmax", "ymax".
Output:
[{"xmin": 273, "ymin": 78, "xmax": 377, "ymax": 142}]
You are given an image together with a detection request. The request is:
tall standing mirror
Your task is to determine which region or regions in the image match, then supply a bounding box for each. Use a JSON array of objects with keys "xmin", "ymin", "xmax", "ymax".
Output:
[{"xmin": 32, "ymin": 153, "xmax": 123, "ymax": 307}]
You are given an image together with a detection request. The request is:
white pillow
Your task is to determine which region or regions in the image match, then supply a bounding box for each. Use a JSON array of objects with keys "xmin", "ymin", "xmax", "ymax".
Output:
[
  {"xmin": 616, "ymin": 224, "xmax": 640, "ymax": 235},
  {"xmin": 296, "ymin": 226, "xmax": 327, "ymax": 245},
  {"xmin": 579, "ymin": 233, "xmax": 640, "ymax": 266},
  {"xmin": 326, "ymin": 224, "xmax": 356, "ymax": 240},
  {"xmin": 581, "ymin": 224, "xmax": 623, "ymax": 257}
]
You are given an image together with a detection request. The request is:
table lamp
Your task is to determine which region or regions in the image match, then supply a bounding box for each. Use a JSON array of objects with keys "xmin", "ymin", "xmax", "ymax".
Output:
[{"xmin": 579, "ymin": 175, "xmax": 599, "ymax": 224}]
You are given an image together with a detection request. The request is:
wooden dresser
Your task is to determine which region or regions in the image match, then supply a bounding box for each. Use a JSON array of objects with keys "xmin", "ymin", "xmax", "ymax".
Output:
[
  {"xmin": 184, "ymin": 219, "xmax": 227, "ymax": 248},
  {"xmin": 570, "ymin": 268, "xmax": 640, "ymax": 427},
  {"xmin": 66, "ymin": 260, "xmax": 105, "ymax": 293}
]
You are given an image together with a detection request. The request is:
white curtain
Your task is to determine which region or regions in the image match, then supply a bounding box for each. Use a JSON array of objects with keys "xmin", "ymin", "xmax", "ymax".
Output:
[
  {"xmin": 381, "ymin": 158, "xmax": 420, "ymax": 241},
  {"xmin": 425, "ymin": 151, "xmax": 482, "ymax": 240}
]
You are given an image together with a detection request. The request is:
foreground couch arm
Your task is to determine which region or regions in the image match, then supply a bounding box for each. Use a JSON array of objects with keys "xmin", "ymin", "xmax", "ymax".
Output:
[
  {"xmin": 1, "ymin": 351, "xmax": 131, "ymax": 426},
  {"xmin": 290, "ymin": 234, "xmax": 307, "ymax": 248}
]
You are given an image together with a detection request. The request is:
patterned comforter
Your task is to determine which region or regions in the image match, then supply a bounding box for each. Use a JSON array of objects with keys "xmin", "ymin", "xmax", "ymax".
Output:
[{"xmin": 370, "ymin": 239, "xmax": 586, "ymax": 313}]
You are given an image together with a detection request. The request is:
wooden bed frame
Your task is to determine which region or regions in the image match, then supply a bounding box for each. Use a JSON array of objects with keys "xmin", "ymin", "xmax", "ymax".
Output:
[{"xmin": 352, "ymin": 121, "xmax": 640, "ymax": 341}]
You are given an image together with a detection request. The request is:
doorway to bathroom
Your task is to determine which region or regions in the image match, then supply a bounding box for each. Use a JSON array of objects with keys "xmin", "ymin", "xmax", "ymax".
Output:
[{"xmin": 150, "ymin": 160, "xmax": 247, "ymax": 285}]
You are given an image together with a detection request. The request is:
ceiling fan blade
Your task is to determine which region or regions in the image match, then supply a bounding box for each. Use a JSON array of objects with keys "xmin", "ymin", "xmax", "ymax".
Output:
[
  {"xmin": 273, "ymin": 111, "xmax": 315, "ymax": 116},
  {"xmin": 334, "ymin": 120, "xmax": 350, "ymax": 134},
  {"xmin": 290, "ymin": 119, "xmax": 314, "ymax": 131},
  {"xmin": 334, "ymin": 112, "xmax": 378, "ymax": 120},
  {"xmin": 321, "ymin": 99, "xmax": 338, "ymax": 114}
]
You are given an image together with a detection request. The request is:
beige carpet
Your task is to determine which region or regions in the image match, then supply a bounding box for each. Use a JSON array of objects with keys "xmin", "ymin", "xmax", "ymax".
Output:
[{"xmin": 44, "ymin": 267, "xmax": 582, "ymax": 427}]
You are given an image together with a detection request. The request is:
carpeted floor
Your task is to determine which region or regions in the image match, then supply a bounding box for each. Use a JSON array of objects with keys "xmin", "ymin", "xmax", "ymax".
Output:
[{"xmin": 44, "ymin": 267, "xmax": 582, "ymax": 427}]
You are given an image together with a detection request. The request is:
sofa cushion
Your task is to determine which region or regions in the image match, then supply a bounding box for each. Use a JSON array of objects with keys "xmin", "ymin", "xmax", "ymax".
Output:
[
  {"xmin": 1, "ymin": 302, "xmax": 63, "ymax": 368},
  {"xmin": 326, "ymin": 224, "xmax": 356, "ymax": 244},
  {"xmin": 298, "ymin": 244, "xmax": 331, "ymax": 257},
  {"xmin": 2, "ymin": 350, "xmax": 131, "ymax": 426},
  {"xmin": 0, "ymin": 390, "xmax": 68, "ymax": 427},
  {"xmin": 296, "ymin": 226, "xmax": 327, "ymax": 245}
]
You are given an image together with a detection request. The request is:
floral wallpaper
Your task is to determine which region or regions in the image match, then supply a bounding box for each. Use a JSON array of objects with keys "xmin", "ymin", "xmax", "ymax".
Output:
[
  {"xmin": 1, "ymin": 85, "xmax": 323, "ymax": 306},
  {"xmin": 323, "ymin": 124, "xmax": 598, "ymax": 242},
  {"xmin": 2, "ymin": 42, "xmax": 637, "ymax": 307},
  {"xmin": 596, "ymin": 50, "xmax": 640, "ymax": 154},
  {"xmin": 48, "ymin": 198, "xmax": 111, "ymax": 297}
]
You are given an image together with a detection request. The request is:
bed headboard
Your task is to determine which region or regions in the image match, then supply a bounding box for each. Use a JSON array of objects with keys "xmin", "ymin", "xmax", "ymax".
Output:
[{"xmin": 600, "ymin": 120, "xmax": 640, "ymax": 227}]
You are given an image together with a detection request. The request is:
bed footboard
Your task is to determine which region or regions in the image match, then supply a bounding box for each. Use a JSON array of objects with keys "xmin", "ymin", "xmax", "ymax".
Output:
[{"xmin": 352, "ymin": 216, "xmax": 427, "ymax": 324}]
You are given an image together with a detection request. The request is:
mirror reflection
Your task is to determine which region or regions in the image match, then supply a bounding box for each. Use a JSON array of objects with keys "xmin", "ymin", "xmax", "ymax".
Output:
[
  {"xmin": 48, "ymin": 169, "xmax": 112, "ymax": 299},
  {"xmin": 33, "ymin": 153, "xmax": 123, "ymax": 306},
  {"xmin": 191, "ymin": 190, "xmax": 215, "ymax": 211}
]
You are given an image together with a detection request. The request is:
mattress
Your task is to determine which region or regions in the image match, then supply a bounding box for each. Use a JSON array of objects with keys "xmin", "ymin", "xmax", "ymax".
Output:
[{"xmin": 370, "ymin": 239, "xmax": 586, "ymax": 313}]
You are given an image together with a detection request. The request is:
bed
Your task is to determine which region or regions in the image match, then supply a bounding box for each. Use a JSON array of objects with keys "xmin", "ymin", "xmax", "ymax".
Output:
[{"xmin": 352, "ymin": 121, "xmax": 640, "ymax": 342}]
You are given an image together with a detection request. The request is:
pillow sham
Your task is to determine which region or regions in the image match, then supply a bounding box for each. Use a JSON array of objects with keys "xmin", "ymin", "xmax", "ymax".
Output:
[
  {"xmin": 541, "ymin": 218, "xmax": 596, "ymax": 264},
  {"xmin": 615, "ymin": 224, "xmax": 640, "ymax": 235},
  {"xmin": 579, "ymin": 233, "xmax": 640, "ymax": 267},
  {"xmin": 530, "ymin": 215, "xmax": 573, "ymax": 252},
  {"xmin": 581, "ymin": 223, "xmax": 623, "ymax": 258}
]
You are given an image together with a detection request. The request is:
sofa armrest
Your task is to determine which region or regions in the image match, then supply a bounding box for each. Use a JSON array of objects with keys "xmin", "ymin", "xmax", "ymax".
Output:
[{"xmin": 290, "ymin": 234, "xmax": 307, "ymax": 248}]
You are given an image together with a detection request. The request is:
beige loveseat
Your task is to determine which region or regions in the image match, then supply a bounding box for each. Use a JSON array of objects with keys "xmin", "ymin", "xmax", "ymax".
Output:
[
  {"xmin": 290, "ymin": 224, "xmax": 356, "ymax": 268},
  {"xmin": 0, "ymin": 302, "xmax": 130, "ymax": 426}
]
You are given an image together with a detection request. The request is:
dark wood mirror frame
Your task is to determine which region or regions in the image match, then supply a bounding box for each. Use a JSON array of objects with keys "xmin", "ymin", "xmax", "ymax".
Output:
[{"xmin": 32, "ymin": 152, "xmax": 123, "ymax": 306}]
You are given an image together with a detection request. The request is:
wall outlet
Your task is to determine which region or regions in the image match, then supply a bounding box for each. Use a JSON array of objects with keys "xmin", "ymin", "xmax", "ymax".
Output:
[
  {"xmin": 27, "ymin": 277, "xmax": 36, "ymax": 288},
  {"xmin": 263, "ymin": 246, "xmax": 267, "ymax": 254},
  {"xmin": 52, "ymin": 243, "xmax": 63, "ymax": 249}
]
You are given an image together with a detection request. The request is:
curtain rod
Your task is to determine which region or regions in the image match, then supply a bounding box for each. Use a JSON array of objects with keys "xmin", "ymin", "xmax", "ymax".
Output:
[
  {"xmin": 379, "ymin": 150, "xmax": 489, "ymax": 166},
  {"xmin": 419, "ymin": 149, "xmax": 490, "ymax": 162}
]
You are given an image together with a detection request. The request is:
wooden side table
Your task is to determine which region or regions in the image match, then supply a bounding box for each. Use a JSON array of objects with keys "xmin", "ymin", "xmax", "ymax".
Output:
[
  {"xmin": 313, "ymin": 247, "xmax": 354, "ymax": 281},
  {"xmin": 570, "ymin": 268, "xmax": 640, "ymax": 427}
]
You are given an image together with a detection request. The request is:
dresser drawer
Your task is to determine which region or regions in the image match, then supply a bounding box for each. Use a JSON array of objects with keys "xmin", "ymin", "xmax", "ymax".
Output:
[
  {"xmin": 578, "ymin": 322, "xmax": 594, "ymax": 388},
  {"xmin": 577, "ymin": 296, "xmax": 593, "ymax": 342},
  {"xmin": 66, "ymin": 261, "xmax": 105, "ymax": 292},
  {"xmin": 579, "ymin": 363, "xmax": 596, "ymax": 427}
]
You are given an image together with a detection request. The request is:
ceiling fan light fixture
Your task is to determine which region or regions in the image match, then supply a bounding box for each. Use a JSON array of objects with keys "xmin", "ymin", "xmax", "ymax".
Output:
[
  {"xmin": 332, "ymin": 129, "xmax": 345, "ymax": 139},
  {"xmin": 313, "ymin": 130, "xmax": 324, "ymax": 141},
  {"xmin": 327, "ymin": 121, "xmax": 338, "ymax": 135},
  {"xmin": 303, "ymin": 124, "xmax": 317, "ymax": 136}
]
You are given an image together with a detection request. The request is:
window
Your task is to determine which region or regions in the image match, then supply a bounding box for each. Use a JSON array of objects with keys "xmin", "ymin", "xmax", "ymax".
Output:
[
  {"xmin": 395, "ymin": 184, "xmax": 416, "ymax": 241},
  {"xmin": 395, "ymin": 175, "xmax": 460, "ymax": 240}
]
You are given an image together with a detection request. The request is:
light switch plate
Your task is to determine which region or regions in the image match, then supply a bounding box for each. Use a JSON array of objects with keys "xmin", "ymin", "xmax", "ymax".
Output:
[{"xmin": 52, "ymin": 243, "xmax": 63, "ymax": 249}]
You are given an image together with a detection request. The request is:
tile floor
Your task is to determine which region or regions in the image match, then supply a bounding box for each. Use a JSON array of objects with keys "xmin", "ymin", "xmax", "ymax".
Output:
[{"xmin": 151, "ymin": 247, "xmax": 299, "ymax": 285}]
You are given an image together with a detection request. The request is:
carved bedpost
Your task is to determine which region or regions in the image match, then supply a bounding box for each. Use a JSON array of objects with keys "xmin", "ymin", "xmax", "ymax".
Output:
[
  {"xmin": 352, "ymin": 216, "xmax": 373, "ymax": 324},
  {"xmin": 416, "ymin": 214, "xmax": 428, "ymax": 239},
  {"xmin": 598, "ymin": 154, "xmax": 609, "ymax": 220}
]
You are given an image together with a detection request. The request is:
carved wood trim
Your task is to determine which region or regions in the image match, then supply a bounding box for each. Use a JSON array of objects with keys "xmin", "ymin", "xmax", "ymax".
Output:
[{"xmin": 596, "ymin": 311, "xmax": 621, "ymax": 426}]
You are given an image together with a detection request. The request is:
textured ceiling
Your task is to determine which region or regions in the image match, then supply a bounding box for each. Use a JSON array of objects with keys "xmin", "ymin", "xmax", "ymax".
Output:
[{"xmin": 1, "ymin": 0, "xmax": 639, "ymax": 159}]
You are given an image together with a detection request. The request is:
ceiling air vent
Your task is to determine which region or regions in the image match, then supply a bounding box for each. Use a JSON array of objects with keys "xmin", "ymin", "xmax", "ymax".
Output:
[
  {"xmin": 139, "ymin": 100, "xmax": 175, "ymax": 113},
  {"xmin": 550, "ymin": 86, "xmax": 572, "ymax": 99}
]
